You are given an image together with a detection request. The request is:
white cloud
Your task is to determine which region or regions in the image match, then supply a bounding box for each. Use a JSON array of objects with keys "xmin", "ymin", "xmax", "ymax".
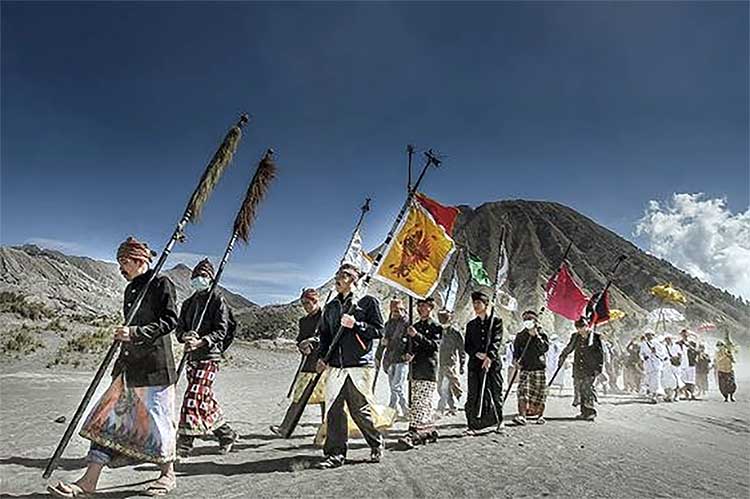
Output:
[{"xmin": 634, "ymin": 193, "xmax": 750, "ymax": 299}]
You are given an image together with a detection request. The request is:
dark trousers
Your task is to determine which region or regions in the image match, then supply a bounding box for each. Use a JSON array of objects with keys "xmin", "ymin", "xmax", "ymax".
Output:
[
  {"xmin": 576, "ymin": 374, "xmax": 597, "ymax": 416},
  {"xmin": 465, "ymin": 367, "xmax": 503, "ymax": 430},
  {"xmin": 324, "ymin": 376, "xmax": 382, "ymax": 458}
]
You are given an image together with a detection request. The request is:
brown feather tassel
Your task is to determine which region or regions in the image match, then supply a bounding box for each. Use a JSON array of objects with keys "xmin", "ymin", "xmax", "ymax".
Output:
[
  {"xmin": 187, "ymin": 113, "xmax": 250, "ymax": 222},
  {"xmin": 234, "ymin": 149, "xmax": 277, "ymax": 243}
]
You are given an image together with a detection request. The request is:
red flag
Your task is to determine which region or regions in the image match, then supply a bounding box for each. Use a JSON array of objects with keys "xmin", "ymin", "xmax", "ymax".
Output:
[
  {"xmin": 585, "ymin": 290, "xmax": 611, "ymax": 326},
  {"xmin": 415, "ymin": 192, "xmax": 459, "ymax": 236},
  {"xmin": 545, "ymin": 263, "xmax": 589, "ymax": 321}
]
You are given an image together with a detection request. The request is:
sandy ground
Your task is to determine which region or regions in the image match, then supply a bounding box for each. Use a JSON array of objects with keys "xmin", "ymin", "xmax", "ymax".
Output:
[{"xmin": 1, "ymin": 346, "xmax": 748, "ymax": 499}]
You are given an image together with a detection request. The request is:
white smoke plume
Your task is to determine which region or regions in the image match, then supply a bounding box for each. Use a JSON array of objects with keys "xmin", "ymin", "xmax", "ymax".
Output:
[{"xmin": 635, "ymin": 193, "xmax": 750, "ymax": 300}]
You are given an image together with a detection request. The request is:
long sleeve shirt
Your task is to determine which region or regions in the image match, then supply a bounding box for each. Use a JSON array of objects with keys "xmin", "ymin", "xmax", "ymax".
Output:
[
  {"xmin": 513, "ymin": 329, "xmax": 549, "ymax": 372},
  {"xmin": 410, "ymin": 318, "xmax": 442, "ymax": 381},
  {"xmin": 318, "ymin": 293, "xmax": 384, "ymax": 368},
  {"xmin": 560, "ymin": 332, "xmax": 604, "ymax": 378},
  {"xmin": 439, "ymin": 325, "xmax": 466, "ymax": 373},
  {"xmin": 113, "ymin": 269, "xmax": 178, "ymax": 387},
  {"xmin": 382, "ymin": 317, "xmax": 409, "ymax": 369},
  {"xmin": 296, "ymin": 309, "xmax": 322, "ymax": 372},
  {"xmin": 464, "ymin": 315, "xmax": 503, "ymax": 372},
  {"xmin": 176, "ymin": 289, "xmax": 230, "ymax": 361}
]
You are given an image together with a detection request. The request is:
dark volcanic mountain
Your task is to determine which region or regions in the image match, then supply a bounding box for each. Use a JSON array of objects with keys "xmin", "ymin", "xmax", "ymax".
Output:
[{"xmin": 447, "ymin": 200, "xmax": 748, "ymax": 338}]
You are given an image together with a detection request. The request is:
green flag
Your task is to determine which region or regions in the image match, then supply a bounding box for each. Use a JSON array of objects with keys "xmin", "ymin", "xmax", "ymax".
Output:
[{"xmin": 467, "ymin": 252, "xmax": 492, "ymax": 286}]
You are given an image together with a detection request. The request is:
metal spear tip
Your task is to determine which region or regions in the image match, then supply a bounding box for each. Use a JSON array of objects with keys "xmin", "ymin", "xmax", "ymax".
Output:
[
  {"xmin": 424, "ymin": 149, "xmax": 443, "ymax": 167},
  {"xmin": 362, "ymin": 197, "xmax": 372, "ymax": 212},
  {"xmin": 264, "ymin": 148, "xmax": 275, "ymax": 159},
  {"xmin": 237, "ymin": 113, "xmax": 250, "ymax": 127}
]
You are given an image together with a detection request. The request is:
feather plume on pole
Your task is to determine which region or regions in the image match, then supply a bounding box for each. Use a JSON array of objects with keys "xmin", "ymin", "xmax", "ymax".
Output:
[
  {"xmin": 176, "ymin": 149, "xmax": 277, "ymax": 380},
  {"xmin": 186, "ymin": 114, "xmax": 250, "ymax": 223},
  {"xmin": 43, "ymin": 114, "xmax": 250, "ymax": 479}
]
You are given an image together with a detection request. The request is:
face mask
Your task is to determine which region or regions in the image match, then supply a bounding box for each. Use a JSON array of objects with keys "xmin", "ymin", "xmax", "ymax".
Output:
[
  {"xmin": 522, "ymin": 319, "xmax": 535, "ymax": 330},
  {"xmin": 191, "ymin": 276, "xmax": 211, "ymax": 291}
]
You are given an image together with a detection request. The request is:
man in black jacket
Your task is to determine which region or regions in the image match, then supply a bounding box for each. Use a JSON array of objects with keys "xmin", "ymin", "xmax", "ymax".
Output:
[
  {"xmin": 175, "ymin": 259, "xmax": 237, "ymax": 457},
  {"xmin": 270, "ymin": 287, "xmax": 325, "ymax": 437},
  {"xmin": 513, "ymin": 309, "xmax": 549, "ymax": 426},
  {"xmin": 315, "ymin": 263, "xmax": 385, "ymax": 470},
  {"xmin": 560, "ymin": 318, "xmax": 604, "ymax": 420},
  {"xmin": 49, "ymin": 237, "xmax": 179, "ymax": 498},
  {"xmin": 399, "ymin": 297, "xmax": 442, "ymax": 448},
  {"xmin": 464, "ymin": 291, "xmax": 504, "ymax": 435}
]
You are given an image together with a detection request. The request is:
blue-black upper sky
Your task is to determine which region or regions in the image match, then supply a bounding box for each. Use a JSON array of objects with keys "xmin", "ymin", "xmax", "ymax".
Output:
[{"xmin": 2, "ymin": 2, "xmax": 748, "ymax": 303}]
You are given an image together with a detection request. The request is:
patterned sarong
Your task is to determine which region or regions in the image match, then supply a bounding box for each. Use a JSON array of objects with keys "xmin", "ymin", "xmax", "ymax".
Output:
[
  {"xmin": 410, "ymin": 379, "xmax": 437, "ymax": 432},
  {"xmin": 517, "ymin": 369, "xmax": 547, "ymax": 417},
  {"xmin": 179, "ymin": 360, "xmax": 226, "ymax": 436},
  {"xmin": 292, "ymin": 371, "xmax": 327, "ymax": 405},
  {"xmin": 80, "ymin": 374, "xmax": 176, "ymax": 464}
]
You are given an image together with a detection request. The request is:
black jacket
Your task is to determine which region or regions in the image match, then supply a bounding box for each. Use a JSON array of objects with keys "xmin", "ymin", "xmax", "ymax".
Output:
[
  {"xmin": 297, "ymin": 309, "xmax": 322, "ymax": 373},
  {"xmin": 113, "ymin": 269, "xmax": 178, "ymax": 387},
  {"xmin": 464, "ymin": 315, "xmax": 503, "ymax": 372},
  {"xmin": 513, "ymin": 329, "xmax": 549, "ymax": 372},
  {"xmin": 410, "ymin": 318, "xmax": 442, "ymax": 381},
  {"xmin": 176, "ymin": 290, "xmax": 229, "ymax": 362},
  {"xmin": 561, "ymin": 332, "xmax": 604, "ymax": 378},
  {"xmin": 318, "ymin": 293, "xmax": 384, "ymax": 368}
]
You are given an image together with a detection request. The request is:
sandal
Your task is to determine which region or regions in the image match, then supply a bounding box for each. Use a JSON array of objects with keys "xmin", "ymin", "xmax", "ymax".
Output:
[
  {"xmin": 145, "ymin": 475, "xmax": 176, "ymax": 497},
  {"xmin": 47, "ymin": 481, "xmax": 93, "ymax": 498},
  {"xmin": 536, "ymin": 416, "xmax": 546, "ymax": 425},
  {"xmin": 512, "ymin": 415, "xmax": 527, "ymax": 426}
]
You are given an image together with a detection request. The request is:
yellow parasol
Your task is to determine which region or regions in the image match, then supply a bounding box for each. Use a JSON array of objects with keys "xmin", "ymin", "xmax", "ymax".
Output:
[{"xmin": 650, "ymin": 283, "xmax": 687, "ymax": 304}]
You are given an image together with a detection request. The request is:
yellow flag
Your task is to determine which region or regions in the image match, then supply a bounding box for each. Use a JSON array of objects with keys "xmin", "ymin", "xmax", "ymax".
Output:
[{"xmin": 375, "ymin": 200, "xmax": 456, "ymax": 298}]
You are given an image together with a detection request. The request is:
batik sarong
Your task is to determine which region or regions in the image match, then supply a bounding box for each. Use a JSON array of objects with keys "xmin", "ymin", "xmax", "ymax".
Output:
[
  {"xmin": 80, "ymin": 374, "xmax": 176, "ymax": 464},
  {"xmin": 518, "ymin": 369, "xmax": 547, "ymax": 417},
  {"xmin": 410, "ymin": 379, "xmax": 437, "ymax": 432},
  {"xmin": 179, "ymin": 360, "xmax": 226, "ymax": 436}
]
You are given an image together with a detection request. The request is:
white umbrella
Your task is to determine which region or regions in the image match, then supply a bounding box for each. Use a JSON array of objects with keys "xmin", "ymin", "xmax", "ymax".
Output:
[{"xmin": 647, "ymin": 307, "xmax": 685, "ymax": 324}]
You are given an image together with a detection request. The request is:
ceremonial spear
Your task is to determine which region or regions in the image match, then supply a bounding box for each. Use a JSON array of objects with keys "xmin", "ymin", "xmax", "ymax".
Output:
[
  {"xmin": 44, "ymin": 114, "xmax": 250, "ymax": 478},
  {"xmin": 176, "ymin": 149, "xmax": 277, "ymax": 380}
]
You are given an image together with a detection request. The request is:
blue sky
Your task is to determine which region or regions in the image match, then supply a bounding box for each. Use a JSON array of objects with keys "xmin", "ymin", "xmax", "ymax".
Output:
[{"xmin": 2, "ymin": 2, "xmax": 748, "ymax": 304}]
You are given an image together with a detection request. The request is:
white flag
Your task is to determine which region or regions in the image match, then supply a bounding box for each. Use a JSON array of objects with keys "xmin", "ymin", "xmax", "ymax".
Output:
[
  {"xmin": 442, "ymin": 273, "xmax": 459, "ymax": 312},
  {"xmin": 342, "ymin": 229, "xmax": 372, "ymax": 273},
  {"xmin": 495, "ymin": 237, "xmax": 509, "ymax": 290},
  {"xmin": 498, "ymin": 290, "xmax": 517, "ymax": 311}
]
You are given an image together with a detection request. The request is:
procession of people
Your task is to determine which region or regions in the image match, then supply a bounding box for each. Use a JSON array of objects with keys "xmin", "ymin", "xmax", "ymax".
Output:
[
  {"xmin": 45, "ymin": 233, "xmax": 741, "ymax": 497},
  {"xmin": 41, "ymin": 127, "xmax": 740, "ymax": 497}
]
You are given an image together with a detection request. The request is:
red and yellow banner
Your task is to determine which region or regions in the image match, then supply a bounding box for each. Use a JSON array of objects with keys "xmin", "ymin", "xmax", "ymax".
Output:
[{"xmin": 375, "ymin": 193, "xmax": 458, "ymax": 299}]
